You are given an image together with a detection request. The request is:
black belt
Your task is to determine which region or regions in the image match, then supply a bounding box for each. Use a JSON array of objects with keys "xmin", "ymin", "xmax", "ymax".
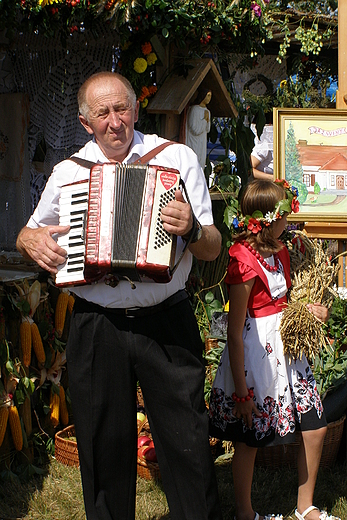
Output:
[{"xmin": 75, "ymin": 289, "xmax": 189, "ymax": 318}]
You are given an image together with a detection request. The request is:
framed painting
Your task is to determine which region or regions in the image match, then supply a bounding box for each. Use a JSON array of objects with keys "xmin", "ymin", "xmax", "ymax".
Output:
[{"xmin": 273, "ymin": 108, "xmax": 347, "ymax": 222}]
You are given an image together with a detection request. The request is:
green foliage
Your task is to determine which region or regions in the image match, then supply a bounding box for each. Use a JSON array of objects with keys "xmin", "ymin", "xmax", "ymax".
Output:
[
  {"xmin": 314, "ymin": 182, "xmax": 321, "ymax": 195},
  {"xmin": 326, "ymin": 297, "xmax": 347, "ymax": 352},
  {"xmin": 313, "ymin": 297, "xmax": 347, "ymax": 398},
  {"xmin": 204, "ymin": 338, "xmax": 225, "ymax": 403},
  {"xmin": 194, "ymin": 290, "xmax": 224, "ymax": 342}
]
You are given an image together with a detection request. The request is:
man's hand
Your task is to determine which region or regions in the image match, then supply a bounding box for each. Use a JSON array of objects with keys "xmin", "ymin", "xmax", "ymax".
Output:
[
  {"xmin": 16, "ymin": 225, "xmax": 70, "ymax": 274},
  {"xmin": 160, "ymin": 189, "xmax": 221, "ymax": 261},
  {"xmin": 160, "ymin": 189, "xmax": 193, "ymax": 237}
]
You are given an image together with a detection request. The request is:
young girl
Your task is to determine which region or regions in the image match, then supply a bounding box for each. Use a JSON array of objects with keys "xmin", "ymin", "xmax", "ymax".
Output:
[{"xmin": 209, "ymin": 179, "xmax": 340, "ymax": 520}]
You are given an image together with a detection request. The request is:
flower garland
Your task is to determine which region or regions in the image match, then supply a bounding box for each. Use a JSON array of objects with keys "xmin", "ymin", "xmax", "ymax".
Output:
[
  {"xmin": 117, "ymin": 40, "xmax": 158, "ymax": 109},
  {"xmin": 232, "ymin": 179, "xmax": 299, "ymax": 235}
]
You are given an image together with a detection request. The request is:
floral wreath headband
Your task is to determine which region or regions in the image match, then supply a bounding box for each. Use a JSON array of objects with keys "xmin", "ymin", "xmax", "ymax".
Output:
[{"xmin": 232, "ymin": 179, "xmax": 300, "ymax": 235}]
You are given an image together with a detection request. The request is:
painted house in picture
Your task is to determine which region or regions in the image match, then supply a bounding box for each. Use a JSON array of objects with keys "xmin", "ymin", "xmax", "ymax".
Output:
[{"xmin": 297, "ymin": 140, "xmax": 347, "ymax": 194}]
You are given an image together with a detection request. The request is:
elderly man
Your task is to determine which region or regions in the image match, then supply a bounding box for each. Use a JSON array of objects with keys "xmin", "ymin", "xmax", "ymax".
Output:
[{"xmin": 17, "ymin": 72, "xmax": 222, "ymax": 520}]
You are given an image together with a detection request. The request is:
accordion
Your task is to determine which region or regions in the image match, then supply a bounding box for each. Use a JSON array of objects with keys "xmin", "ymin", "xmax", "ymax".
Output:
[{"xmin": 55, "ymin": 163, "xmax": 182, "ymax": 287}]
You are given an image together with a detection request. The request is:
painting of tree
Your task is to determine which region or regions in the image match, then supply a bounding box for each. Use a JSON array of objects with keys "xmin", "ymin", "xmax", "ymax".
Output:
[{"xmin": 285, "ymin": 122, "xmax": 308, "ymax": 204}]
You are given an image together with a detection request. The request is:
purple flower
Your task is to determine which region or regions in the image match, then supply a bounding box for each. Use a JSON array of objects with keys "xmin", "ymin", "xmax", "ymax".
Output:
[
  {"xmin": 251, "ymin": 2, "xmax": 262, "ymax": 17},
  {"xmin": 263, "ymin": 0, "xmax": 270, "ymax": 3}
]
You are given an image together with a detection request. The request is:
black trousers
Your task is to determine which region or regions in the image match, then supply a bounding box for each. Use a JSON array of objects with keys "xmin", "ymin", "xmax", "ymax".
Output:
[{"xmin": 66, "ymin": 294, "xmax": 222, "ymax": 520}]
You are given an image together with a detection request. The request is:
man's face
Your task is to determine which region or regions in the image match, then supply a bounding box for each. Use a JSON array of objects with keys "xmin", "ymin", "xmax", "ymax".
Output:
[{"xmin": 79, "ymin": 77, "xmax": 139, "ymax": 162}]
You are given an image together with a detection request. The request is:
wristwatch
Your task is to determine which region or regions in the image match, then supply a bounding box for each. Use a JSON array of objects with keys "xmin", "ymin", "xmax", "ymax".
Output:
[{"xmin": 183, "ymin": 214, "xmax": 203, "ymax": 244}]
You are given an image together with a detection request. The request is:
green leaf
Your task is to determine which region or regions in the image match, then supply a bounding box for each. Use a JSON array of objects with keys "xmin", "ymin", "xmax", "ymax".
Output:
[{"xmin": 205, "ymin": 291, "xmax": 215, "ymax": 304}]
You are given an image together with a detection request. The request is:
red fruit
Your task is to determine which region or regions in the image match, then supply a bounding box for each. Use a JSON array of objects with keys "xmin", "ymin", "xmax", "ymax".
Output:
[
  {"xmin": 137, "ymin": 446, "xmax": 149, "ymax": 458},
  {"xmin": 144, "ymin": 447, "xmax": 157, "ymax": 463},
  {"xmin": 137, "ymin": 435, "xmax": 151, "ymax": 449}
]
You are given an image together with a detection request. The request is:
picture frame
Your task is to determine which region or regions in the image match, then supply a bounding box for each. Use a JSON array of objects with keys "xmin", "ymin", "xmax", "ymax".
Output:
[{"xmin": 273, "ymin": 107, "xmax": 347, "ymax": 222}]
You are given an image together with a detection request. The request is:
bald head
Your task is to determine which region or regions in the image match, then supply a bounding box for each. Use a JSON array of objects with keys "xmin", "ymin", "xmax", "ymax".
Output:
[{"xmin": 78, "ymin": 72, "xmax": 137, "ymax": 121}]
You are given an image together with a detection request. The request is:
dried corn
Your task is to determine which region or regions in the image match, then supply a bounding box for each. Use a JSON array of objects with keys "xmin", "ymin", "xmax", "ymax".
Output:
[
  {"xmin": 9, "ymin": 405, "xmax": 23, "ymax": 451},
  {"xmin": 0, "ymin": 406, "xmax": 9, "ymax": 447},
  {"xmin": 55, "ymin": 292, "xmax": 69, "ymax": 338},
  {"xmin": 20, "ymin": 320, "xmax": 32, "ymax": 367},
  {"xmin": 50, "ymin": 388, "xmax": 60, "ymax": 428},
  {"xmin": 31, "ymin": 322, "xmax": 46, "ymax": 365},
  {"xmin": 59, "ymin": 386, "xmax": 69, "ymax": 426},
  {"xmin": 67, "ymin": 294, "xmax": 75, "ymax": 314}
]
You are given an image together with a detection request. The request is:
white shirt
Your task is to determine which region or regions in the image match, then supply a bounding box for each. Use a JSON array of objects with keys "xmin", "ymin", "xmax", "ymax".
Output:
[
  {"xmin": 27, "ymin": 131, "xmax": 214, "ymax": 308},
  {"xmin": 251, "ymin": 124, "xmax": 273, "ymax": 175}
]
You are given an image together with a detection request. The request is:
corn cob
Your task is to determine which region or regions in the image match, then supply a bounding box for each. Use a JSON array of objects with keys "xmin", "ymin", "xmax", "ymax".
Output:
[
  {"xmin": 67, "ymin": 294, "xmax": 75, "ymax": 314},
  {"xmin": 50, "ymin": 388, "xmax": 60, "ymax": 428},
  {"xmin": 9, "ymin": 405, "xmax": 23, "ymax": 451},
  {"xmin": 55, "ymin": 292, "xmax": 69, "ymax": 338},
  {"xmin": 59, "ymin": 386, "xmax": 69, "ymax": 426},
  {"xmin": 20, "ymin": 320, "xmax": 32, "ymax": 367},
  {"xmin": 21, "ymin": 396, "xmax": 32, "ymax": 438},
  {"xmin": 31, "ymin": 322, "xmax": 46, "ymax": 365},
  {"xmin": 0, "ymin": 406, "xmax": 9, "ymax": 447}
]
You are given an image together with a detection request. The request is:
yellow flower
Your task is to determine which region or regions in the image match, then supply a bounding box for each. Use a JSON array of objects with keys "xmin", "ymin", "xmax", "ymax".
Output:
[
  {"xmin": 146, "ymin": 52, "xmax": 157, "ymax": 66},
  {"xmin": 280, "ymin": 80, "xmax": 287, "ymax": 89},
  {"xmin": 133, "ymin": 58, "xmax": 148, "ymax": 74},
  {"xmin": 141, "ymin": 98, "xmax": 149, "ymax": 108},
  {"xmin": 224, "ymin": 301, "xmax": 229, "ymax": 312}
]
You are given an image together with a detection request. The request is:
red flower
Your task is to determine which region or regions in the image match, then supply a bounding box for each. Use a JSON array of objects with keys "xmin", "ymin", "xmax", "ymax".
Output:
[
  {"xmin": 248, "ymin": 218, "xmax": 262, "ymax": 234},
  {"xmin": 291, "ymin": 198, "xmax": 300, "ymax": 213}
]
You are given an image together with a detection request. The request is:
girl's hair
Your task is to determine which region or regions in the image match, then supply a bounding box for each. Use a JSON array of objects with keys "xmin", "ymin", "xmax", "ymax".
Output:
[
  {"xmin": 78, "ymin": 71, "xmax": 137, "ymax": 120},
  {"xmin": 235, "ymin": 179, "xmax": 287, "ymax": 254}
]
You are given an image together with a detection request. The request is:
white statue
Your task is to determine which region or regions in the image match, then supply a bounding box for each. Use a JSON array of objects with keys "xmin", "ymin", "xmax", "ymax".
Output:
[{"xmin": 185, "ymin": 89, "xmax": 212, "ymax": 169}]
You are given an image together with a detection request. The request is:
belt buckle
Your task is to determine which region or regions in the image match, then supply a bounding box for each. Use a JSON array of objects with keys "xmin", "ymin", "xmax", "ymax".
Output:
[{"xmin": 125, "ymin": 307, "xmax": 141, "ymax": 318}]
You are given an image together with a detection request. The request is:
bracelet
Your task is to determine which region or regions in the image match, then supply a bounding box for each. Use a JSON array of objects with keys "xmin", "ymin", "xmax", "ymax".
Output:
[{"xmin": 232, "ymin": 388, "xmax": 254, "ymax": 403}]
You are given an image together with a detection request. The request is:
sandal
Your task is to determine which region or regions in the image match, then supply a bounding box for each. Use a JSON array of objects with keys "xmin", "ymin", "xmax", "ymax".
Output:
[
  {"xmin": 234, "ymin": 513, "xmax": 283, "ymax": 520},
  {"xmin": 295, "ymin": 506, "xmax": 341, "ymax": 520}
]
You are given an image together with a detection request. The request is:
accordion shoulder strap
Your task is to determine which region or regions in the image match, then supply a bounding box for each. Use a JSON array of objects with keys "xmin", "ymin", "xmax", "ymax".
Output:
[
  {"xmin": 68, "ymin": 156, "xmax": 98, "ymax": 169},
  {"xmin": 133, "ymin": 141, "xmax": 175, "ymax": 164},
  {"xmin": 68, "ymin": 141, "xmax": 176, "ymax": 169}
]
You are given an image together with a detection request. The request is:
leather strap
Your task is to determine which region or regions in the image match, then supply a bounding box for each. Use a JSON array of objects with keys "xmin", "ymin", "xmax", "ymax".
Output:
[
  {"xmin": 68, "ymin": 156, "xmax": 99, "ymax": 169},
  {"xmin": 133, "ymin": 141, "xmax": 175, "ymax": 164},
  {"xmin": 68, "ymin": 141, "xmax": 176, "ymax": 169}
]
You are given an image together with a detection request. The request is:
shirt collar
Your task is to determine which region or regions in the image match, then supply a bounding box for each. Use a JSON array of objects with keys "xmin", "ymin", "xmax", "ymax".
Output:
[
  {"xmin": 91, "ymin": 130, "xmax": 146, "ymax": 164},
  {"xmin": 124, "ymin": 130, "xmax": 146, "ymax": 164}
]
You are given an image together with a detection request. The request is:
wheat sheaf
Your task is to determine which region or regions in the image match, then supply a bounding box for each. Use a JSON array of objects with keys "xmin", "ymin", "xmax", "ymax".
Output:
[{"xmin": 279, "ymin": 231, "xmax": 340, "ymax": 362}]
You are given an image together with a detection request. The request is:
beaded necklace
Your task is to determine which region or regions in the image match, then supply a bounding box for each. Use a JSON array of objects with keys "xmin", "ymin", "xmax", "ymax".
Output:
[{"xmin": 242, "ymin": 241, "xmax": 279, "ymax": 272}]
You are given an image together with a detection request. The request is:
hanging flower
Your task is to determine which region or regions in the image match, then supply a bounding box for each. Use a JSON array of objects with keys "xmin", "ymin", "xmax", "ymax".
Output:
[
  {"xmin": 248, "ymin": 218, "xmax": 262, "ymax": 234},
  {"xmin": 141, "ymin": 42, "xmax": 152, "ymax": 56},
  {"xmin": 141, "ymin": 98, "xmax": 149, "ymax": 108},
  {"xmin": 251, "ymin": 2, "xmax": 261, "ymax": 17},
  {"xmin": 133, "ymin": 57, "xmax": 147, "ymax": 74},
  {"xmin": 138, "ymin": 86, "xmax": 150, "ymax": 102},
  {"xmin": 148, "ymin": 85, "xmax": 158, "ymax": 95},
  {"xmin": 146, "ymin": 52, "xmax": 157, "ymax": 66}
]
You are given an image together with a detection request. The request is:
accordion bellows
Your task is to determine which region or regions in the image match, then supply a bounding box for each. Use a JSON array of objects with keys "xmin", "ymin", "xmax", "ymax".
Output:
[{"xmin": 55, "ymin": 163, "xmax": 181, "ymax": 287}]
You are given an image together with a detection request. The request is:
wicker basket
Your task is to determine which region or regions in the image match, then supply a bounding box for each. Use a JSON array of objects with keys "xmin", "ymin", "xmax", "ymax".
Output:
[
  {"xmin": 137, "ymin": 419, "xmax": 161, "ymax": 481},
  {"xmin": 255, "ymin": 414, "xmax": 345, "ymax": 469},
  {"xmin": 55, "ymin": 425, "xmax": 80, "ymax": 468},
  {"xmin": 137, "ymin": 455, "xmax": 161, "ymax": 481}
]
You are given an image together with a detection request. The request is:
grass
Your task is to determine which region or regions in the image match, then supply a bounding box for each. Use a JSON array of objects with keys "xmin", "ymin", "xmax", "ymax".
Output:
[{"xmin": 0, "ymin": 452, "xmax": 347, "ymax": 520}]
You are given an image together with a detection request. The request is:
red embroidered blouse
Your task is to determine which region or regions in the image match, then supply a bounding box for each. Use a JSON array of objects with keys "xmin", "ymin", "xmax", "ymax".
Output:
[{"xmin": 225, "ymin": 241, "xmax": 291, "ymax": 317}]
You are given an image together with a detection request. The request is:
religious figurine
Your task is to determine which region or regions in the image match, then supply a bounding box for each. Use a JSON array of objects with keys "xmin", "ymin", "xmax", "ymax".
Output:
[{"xmin": 185, "ymin": 89, "xmax": 212, "ymax": 169}]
